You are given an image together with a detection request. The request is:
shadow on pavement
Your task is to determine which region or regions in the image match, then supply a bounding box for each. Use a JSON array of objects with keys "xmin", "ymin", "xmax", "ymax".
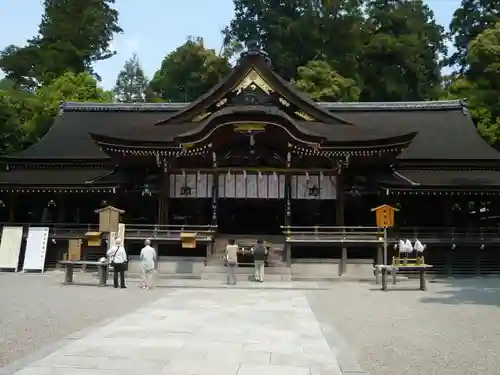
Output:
[{"xmin": 418, "ymin": 278, "xmax": 500, "ymax": 307}]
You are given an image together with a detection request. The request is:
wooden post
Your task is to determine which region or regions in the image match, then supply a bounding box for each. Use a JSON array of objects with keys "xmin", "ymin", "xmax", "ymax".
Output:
[
  {"xmin": 159, "ymin": 160, "xmax": 170, "ymax": 225},
  {"xmin": 419, "ymin": 269, "xmax": 427, "ymax": 291},
  {"xmin": 336, "ymin": 170, "xmax": 346, "ymax": 276},
  {"xmin": 211, "ymin": 152, "xmax": 218, "ymax": 228},
  {"xmin": 8, "ymin": 193, "xmax": 16, "ymax": 222},
  {"xmin": 285, "ymin": 150, "xmax": 292, "ymax": 267},
  {"xmin": 371, "ymin": 204, "xmax": 399, "ymax": 266}
]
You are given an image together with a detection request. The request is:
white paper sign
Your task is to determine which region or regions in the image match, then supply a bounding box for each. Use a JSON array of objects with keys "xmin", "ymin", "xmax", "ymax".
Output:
[
  {"xmin": 109, "ymin": 223, "xmax": 126, "ymax": 251},
  {"xmin": 23, "ymin": 227, "xmax": 50, "ymax": 272},
  {"xmin": 0, "ymin": 226, "xmax": 23, "ymax": 271}
]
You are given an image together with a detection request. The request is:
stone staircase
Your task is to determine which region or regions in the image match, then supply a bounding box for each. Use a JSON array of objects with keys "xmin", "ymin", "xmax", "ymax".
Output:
[{"xmin": 202, "ymin": 234, "xmax": 291, "ymax": 281}]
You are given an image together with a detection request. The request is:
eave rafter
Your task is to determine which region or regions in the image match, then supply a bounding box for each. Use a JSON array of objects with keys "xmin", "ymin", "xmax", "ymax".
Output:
[
  {"xmin": 97, "ymin": 143, "xmax": 211, "ymax": 157},
  {"xmin": 385, "ymin": 188, "xmax": 500, "ymax": 196},
  {"xmin": 0, "ymin": 187, "xmax": 117, "ymax": 193},
  {"xmin": 292, "ymin": 144, "xmax": 410, "ymax": 158}
]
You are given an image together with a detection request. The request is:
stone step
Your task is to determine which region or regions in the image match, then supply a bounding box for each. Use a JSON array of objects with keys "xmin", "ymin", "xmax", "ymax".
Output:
[
  {"xmin": 204, "ymin": 265, "xmax": 291, "ymax": 274},
  {"xmin": 201, "ymin": 273, "xmax": 291, "ymax": 282}
]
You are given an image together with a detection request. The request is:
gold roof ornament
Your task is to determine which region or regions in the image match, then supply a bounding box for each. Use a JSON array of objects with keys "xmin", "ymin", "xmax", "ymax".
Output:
[{"xmin": 234, "ymin": 69, "xmax": 274, "ymax": 95}]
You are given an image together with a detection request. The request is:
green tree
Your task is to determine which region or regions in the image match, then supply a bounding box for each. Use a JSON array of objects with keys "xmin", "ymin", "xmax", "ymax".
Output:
[
  {"xmin": 113, "ymin": 54, "xmax": 148, "ymax": 102},
  {"xmin": 293, "ymin": 60, "xmax": 360, "ymax": 102},
  {"xmin": 29, "ymin": 72, "xmax": 112, "ymax": 140},
  {"xmin": 0, "ymin": 91, "xmax": 31, "ymax": 155},
  {"xmin": 448, "ymin": 0, "xmax": 500, "ymax": 73},
  {"xmin": 223, "ymin": 0, "xmax": 365, "ymax": 81},
  {"xmin": 446, "ymin": 23, "xmax": 500, "ymax": 146},
  {"xmin": 149, "ymin": 37, "xmax": 231, "ymax": 102},
  {"xmin": 359, "ymin": 0, "xmax": 446, "ymax": 101},
  {"xmin": 0, "ymin": 0, "xmax": 122, "ymax": 87}
]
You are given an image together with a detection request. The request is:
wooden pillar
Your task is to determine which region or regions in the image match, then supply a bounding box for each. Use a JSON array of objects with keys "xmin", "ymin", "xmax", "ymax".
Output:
[
  {"xmin": 57, "ymin": 193, "xmax": 66, "ymax": 223},
  {"xmin": 443, "ymin": 196, "xmax": 453, "ymax": 277},
  {"xmin": 475, "ymin": 198, "xmax": 482, "ymax": 276},
  {"xmin": 285, "ymin": 150, "xmax": 292, "ymax": 266},
  {"xmin": 159, "ymin": 160, "xmax": 170, "ymax": 225},
  {"xmin": 8, "ymin": 193, "xmax": 16, "ymax": 222},
  {"xmin": 336, "ymin": 166, "xmax": 346, "ymax": 275},
  {"xmin": 211, "ymin": 152, "xmax": 218, "ymax": 228}
]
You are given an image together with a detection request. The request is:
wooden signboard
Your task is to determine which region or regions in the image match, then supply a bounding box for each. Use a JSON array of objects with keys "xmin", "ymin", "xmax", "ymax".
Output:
[
  {"xmin": 180, "ymin": 232, "xmax": 197, "ymax": 249},
  {"xmin": 94, "ymin": 206, "xmax": 125, "ymax": 233},
  {"xmin": 85, "ymin": 232, "xmax": 101, "ymax": 247},
  {"xmin": 371, "ymin": 204, "xmax": 399, "ymax": 228},
  {"xmin": 68, "ymin": 239, "xmax": 82, "ymax": 260}
]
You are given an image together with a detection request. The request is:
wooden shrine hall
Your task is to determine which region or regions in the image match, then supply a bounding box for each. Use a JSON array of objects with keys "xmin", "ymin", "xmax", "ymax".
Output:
[{"xmin": 2, "ymin": 44, "xmax": 500, "ymax": 277}]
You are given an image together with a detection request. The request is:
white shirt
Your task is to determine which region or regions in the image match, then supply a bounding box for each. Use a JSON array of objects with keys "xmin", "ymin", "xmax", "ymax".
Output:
[
  {"xmin": 140, "ymin": 245, "xmax": 156, "ymax": 270},
  {"xmin": 107, "ymin": 245, "xmax": 127, "ymax": 264},
  {"xmin": 225, "ymin": 244, "xmax": 239, "ymax": 263}
]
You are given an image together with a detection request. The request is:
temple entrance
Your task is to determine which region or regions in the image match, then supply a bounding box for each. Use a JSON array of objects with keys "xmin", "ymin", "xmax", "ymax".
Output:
[{"xmin": 218, "ymin": 199, "xmax": 284, "ymax": 235}]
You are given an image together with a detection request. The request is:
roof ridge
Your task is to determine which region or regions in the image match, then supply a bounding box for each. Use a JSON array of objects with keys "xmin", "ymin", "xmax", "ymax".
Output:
[
  {"xmin": 60, "ymin": 99, "xmax": 466, "ymax": 113},
  {"xmin": 318, "ymin": 99, "xmax": 465, "ymax": 111}
]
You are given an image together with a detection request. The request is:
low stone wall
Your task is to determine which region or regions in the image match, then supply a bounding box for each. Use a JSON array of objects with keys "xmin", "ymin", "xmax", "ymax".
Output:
[{"xmin": 291, "ymin": 258, "xmax": 374, "ymax": 280}]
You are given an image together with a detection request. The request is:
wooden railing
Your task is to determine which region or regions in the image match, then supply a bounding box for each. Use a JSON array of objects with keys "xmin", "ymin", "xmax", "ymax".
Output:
[
  {"xmin": 1, "ymin": 222, "xmax": 499, "ymax": 244},
  {"xmin": 281, "ymin": 225, "xmax": 500, "ymax": 244},
  {"xmin": 281, "ymin": 226, "xmax": 382, "ymax": 243},
  {"xmin": 0, "ymin": 222, "xmax": 217, "ymax": 242},
  {"xmin": 125, "ymin": 224, "xmax": 217, "ymax": 242}
]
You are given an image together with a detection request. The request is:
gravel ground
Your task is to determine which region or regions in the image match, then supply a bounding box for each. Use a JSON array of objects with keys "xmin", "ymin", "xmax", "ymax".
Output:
[
  {"xmin": 307, "ymin": 278, "xmax": 500, "ymax": 375},
  {"xmin": 0, "ymin": 272, "xmax": 166, "ymax": 367}
]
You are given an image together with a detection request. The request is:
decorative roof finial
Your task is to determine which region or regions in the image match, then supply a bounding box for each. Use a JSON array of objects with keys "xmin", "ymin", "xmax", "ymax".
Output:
[{"xmin": 239, "ymin": 40, "xmax": 272, "ymax": 67}]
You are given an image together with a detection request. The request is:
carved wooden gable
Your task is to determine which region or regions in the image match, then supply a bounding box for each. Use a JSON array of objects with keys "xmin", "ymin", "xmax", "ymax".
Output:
[{"xmin": 191, "ymin": 69, "xmax": 318, "ymax": 122}]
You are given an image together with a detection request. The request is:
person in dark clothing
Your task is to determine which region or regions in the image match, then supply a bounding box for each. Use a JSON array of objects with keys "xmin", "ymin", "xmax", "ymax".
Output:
[{"xmin": 252, "ymin": 239, "xmax": 267, "ymax": 282}]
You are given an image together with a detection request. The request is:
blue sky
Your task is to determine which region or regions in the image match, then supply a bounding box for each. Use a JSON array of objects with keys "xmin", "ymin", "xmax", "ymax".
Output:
[{"xmin": 0, "ymin": 0, "xmax": 459, "ymax": 90}]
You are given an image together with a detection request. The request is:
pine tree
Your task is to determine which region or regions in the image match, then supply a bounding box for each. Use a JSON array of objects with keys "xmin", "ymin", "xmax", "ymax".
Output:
[{"xmin": 113, "ymin": 54, "xmax": 148, "ymax": 103}]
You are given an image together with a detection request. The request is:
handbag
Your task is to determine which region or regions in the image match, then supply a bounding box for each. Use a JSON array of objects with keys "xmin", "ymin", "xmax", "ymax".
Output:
[{"xmin": 110, "ymin": 246, "xmax": 120, "ymax": 267}]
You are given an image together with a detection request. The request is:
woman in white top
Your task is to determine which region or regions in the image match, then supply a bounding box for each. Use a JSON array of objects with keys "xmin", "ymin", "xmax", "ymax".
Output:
[{"xmin": 106, "ymin": 238, "xmax": 127, "ymax": 289}]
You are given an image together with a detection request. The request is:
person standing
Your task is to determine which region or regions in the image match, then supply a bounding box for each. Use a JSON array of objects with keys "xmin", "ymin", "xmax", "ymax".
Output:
[
  {"xmin": 107, "ymin": 238, "xmax": 127, "ymax": 289},
  {"xmin": 140, "ymin": 239, "xmax": 156, "ymax": 289},
  {"xmin": 225, "ymin": 239, "xmax": 239, "ymax": 285},
  {"xmin": 253, "ymin": 239, "xmax": 267, "ymax": 282}
]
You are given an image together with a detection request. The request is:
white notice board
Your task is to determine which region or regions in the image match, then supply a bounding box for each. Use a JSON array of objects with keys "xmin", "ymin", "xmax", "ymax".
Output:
[
  {"xmin": 0, "ymin": 226, "xmax": 24, "ymax": 271},
  {"xmin": 109, "ymin": 223, "xmax": 126, "ymax": 251},
  {"xmin": 23, "ymin": 227, "xmax": 50, "ymax": 272}
]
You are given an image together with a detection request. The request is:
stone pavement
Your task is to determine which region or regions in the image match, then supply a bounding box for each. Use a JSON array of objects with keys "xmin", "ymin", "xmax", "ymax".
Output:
[{"xmin": 6, "ymin": 285, "xmax": 345, "ymax": 375}]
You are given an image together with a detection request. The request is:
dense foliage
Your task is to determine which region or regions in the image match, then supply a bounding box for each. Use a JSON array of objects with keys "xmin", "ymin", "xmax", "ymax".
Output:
[{"xmin": 2, "ymin": 0, "xmax": 500, "ymax": 155}]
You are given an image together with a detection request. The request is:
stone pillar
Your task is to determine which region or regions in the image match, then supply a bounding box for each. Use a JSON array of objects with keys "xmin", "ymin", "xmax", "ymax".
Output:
[{"xmin": 336, "ymin": 168, "xmax": 346, "ymax": 276}]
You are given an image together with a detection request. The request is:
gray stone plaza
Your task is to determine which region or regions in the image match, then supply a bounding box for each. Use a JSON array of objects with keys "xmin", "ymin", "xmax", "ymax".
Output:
[{"xmin": 1, "ymin": 274, "xmax": 500, "ymax": 375}]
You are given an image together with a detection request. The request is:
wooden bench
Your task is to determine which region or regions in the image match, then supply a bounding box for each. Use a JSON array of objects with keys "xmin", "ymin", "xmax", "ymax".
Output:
[
  {"xmin": 375, "ymin": 264, "xmax": 433, "ymax": 291},
  {"xmin": 59, "ymin": 260, "xmax": 109, "ymax": 286}
]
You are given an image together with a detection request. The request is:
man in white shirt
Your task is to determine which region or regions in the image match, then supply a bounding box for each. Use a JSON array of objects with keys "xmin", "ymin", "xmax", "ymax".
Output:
[
  {"xmin": 225, "ymin": 239, "xmax": 239, "ymax": 285},
  {"xmin": 140, "ymin": 239, "xmax": 156, "ymax": 289},
  {"xmin": 106, "ymin": 238, "xmax": 127, "ymax": 289}
]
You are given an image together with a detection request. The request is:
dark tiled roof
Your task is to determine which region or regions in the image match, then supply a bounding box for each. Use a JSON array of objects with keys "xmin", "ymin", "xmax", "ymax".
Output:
[
  {"xmin": 4, "ymin": 99, "xmax": 500, "ymax": 163},
  {"xmin": 383, "ymin": 169, "xmax": 500, "ymax": 188},
  {"xmin": 0, "ymin": 168, "xmax": 116, "ymax": 186},
  {"xmin": 334, "ymin": 107, "xmax": 500, "ymax": 161},
  {"xmin": 60, "ymin": 99, "xmax": 464, "ymax": 112},
  {"xmin": 3, "ymin": 110, "xmax": 187, "ymax": 160}
]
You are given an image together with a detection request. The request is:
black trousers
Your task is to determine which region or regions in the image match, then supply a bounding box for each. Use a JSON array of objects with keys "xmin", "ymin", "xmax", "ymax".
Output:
[{"xmin": 113, "ymin": 263, "xmax": 126, "ymax": 288}]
